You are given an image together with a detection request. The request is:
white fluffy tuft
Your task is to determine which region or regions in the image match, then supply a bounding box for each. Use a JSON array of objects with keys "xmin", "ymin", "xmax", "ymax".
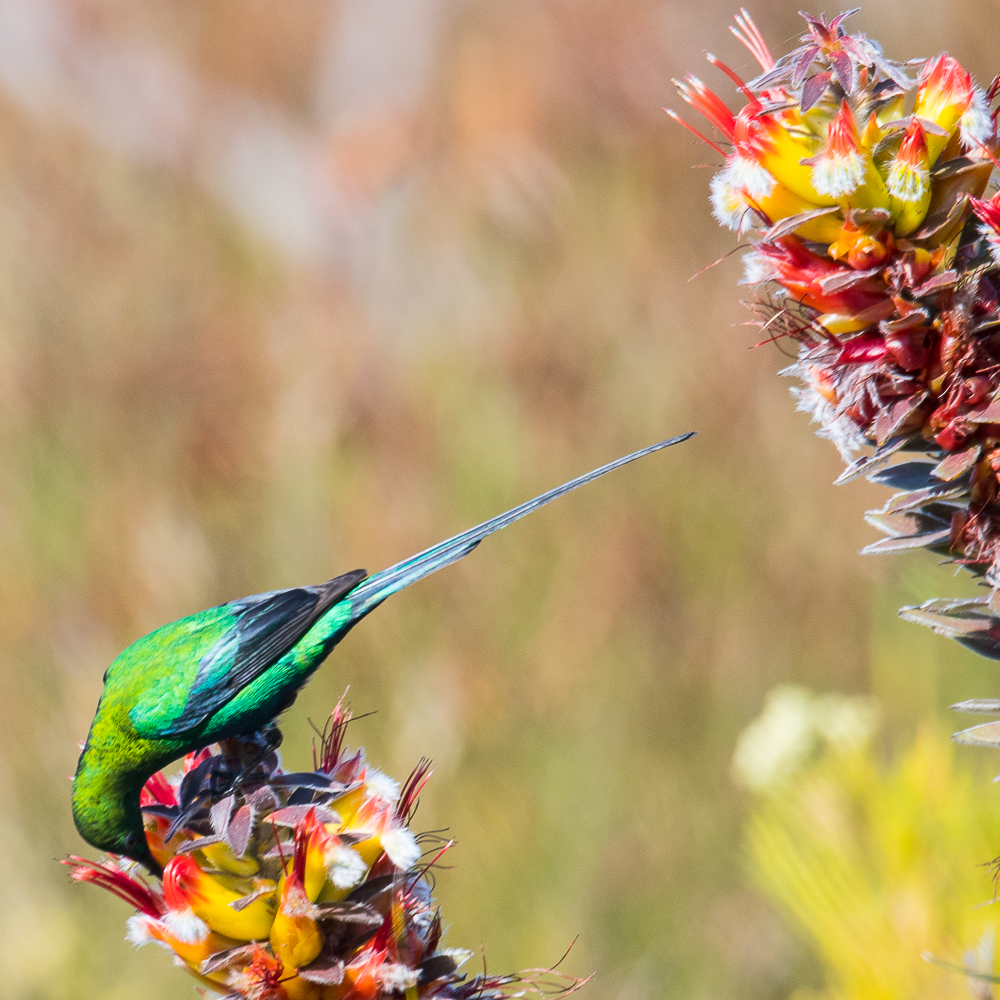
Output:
[
  {"xmin": 326, "ymin": 843, "xmax": 368, "ymax": 889},
  {"xmin": 885, "ymin": 158, "xmax": 929, "ymax": 202},
  {"xmin": 788, "ymin": 383, "xmax": 867, "ymax": 460},
  {"xmin": 810, "ymin": 150, "xmax": 864, "ymax": 199},
  {"xmin": 380, "ymin": 826, "xmax": 421, "ymax": 871},
  {"xmin": 710, "ymin": 172, "xmax": 749, "ymax": 231},
  {"xmin": 709, "ymin": 158, "xmax": 776, "ymax": 234},
  {"xmin": 740, "ymin": 251, "xmax": 775, "ymax": 287},
  {"xmin": 724, "ymin": 155, "xmax": 775, "ymax": 200},
  {"xmin": 125, "ymin": 914, "xmax": 165, "ymax": 949},
  {"xmin": 961, "ymin": 87, "xmax": 995, "ymax": 150},
  {"xmin": 162, "ymin": 907, "xmax": 210, "ymax": 945},
  {"xmin": 377, "ymin": 963, "xmax": 419, "ymax": 992},
  {"xmin": 365, "ymin": 770, "xmax": 401, "ymax": 805}
]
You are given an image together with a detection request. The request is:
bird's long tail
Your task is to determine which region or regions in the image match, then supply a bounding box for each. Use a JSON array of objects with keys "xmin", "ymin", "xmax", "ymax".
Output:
[{"xmin": 341, "ymin": 433, "xmax": 694, "ymax": 624}]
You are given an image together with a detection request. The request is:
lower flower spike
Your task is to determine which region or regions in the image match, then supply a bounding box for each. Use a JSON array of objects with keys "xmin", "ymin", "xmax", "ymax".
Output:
[{"xmin": 65, "ymin": 700, "xmax": 589, "ymax": 1000}]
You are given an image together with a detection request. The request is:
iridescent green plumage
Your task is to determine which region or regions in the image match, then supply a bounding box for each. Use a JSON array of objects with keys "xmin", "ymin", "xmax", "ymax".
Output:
[{"xmin": 72, "ymin": 436, "xmax": 692, "ymax": 871}]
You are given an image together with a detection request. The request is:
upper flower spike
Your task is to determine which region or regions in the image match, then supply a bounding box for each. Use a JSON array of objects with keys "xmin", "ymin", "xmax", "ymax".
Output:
[
  {"xmin": 670, "ymin": 8, "xmax": 997, "ymax": 251},
  {"xmin": 672, "ymin": 9, "xmax": 1000, "ymax": 673}
]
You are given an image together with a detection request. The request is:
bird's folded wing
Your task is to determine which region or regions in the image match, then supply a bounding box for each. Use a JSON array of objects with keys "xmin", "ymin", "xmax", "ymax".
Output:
[{"xmin": 130, "ymin": 569, "xmax": 367, "ymax": 738}]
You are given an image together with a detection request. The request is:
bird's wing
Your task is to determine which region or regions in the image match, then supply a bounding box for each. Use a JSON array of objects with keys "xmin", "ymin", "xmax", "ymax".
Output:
[{"xmin": 130, "ymin": 569, "xmax": 367, "ymax": 738}]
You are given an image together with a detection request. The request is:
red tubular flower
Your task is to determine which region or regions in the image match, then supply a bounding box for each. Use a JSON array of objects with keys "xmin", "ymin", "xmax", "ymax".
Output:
[
  {"xmin": 752, "ymin": 236, "xmax": 894, "ymax": 327},
  {"xmin": 64, "ymin": 857, "xmax": 162, "ymax": 918},
  {"xmin": 914, "ymin": 54, "xmax": 975, "ymax": 164},
  {"xmin": 972, "ymin": 192, "xmax": 1000, "ymax": 265},
  {"xmin": 809, "ymin": 102, "xmax": 866, "ymax": 199}
]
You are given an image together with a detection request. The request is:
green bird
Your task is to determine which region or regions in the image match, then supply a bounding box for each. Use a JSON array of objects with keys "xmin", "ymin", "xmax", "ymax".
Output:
[{"xmin": 72, "ymin": 435, "xmax": 692, "ymax": 872}]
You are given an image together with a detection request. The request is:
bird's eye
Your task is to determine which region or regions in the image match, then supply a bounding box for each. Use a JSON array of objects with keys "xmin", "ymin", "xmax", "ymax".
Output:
[{"xmin": 123, "ymin": 833, "xmax": 140, "ymax": 852}]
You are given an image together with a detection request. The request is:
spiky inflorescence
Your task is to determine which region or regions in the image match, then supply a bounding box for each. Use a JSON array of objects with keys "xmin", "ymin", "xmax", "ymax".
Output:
[
  {"xmin": 65, "ymin": 700, "xmax": 586, "ymax": 1000},
  {"xmin": 669, "ymin": 10, "xmax": 1000, "ymax": 747}
]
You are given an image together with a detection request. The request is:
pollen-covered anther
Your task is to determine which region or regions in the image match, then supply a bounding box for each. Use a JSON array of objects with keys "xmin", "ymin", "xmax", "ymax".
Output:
[{"xmin": 808, "ymin": 103, "xmax": 865, "ymax": 199}]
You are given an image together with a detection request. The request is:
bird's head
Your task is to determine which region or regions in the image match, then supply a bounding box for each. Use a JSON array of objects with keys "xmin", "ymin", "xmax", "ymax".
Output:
[{"xmin": 71, "ymin": 747, "xmax": 163, "ymax": 876}]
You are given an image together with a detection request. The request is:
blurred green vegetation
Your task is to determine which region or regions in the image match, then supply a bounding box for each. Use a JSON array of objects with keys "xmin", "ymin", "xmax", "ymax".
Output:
[
  {"xmin": 738, "ymin": 687, "xmax": 1000, "ymax": 1000},
  {"xmin": 0, "ymin": 1, "xmax": 998, "ymax": 998}
]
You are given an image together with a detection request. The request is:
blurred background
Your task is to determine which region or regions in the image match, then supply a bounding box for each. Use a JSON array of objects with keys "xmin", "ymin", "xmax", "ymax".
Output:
[{"xmin": 1, "ymin": 0, "xmax": 1000, "ymax": 997}]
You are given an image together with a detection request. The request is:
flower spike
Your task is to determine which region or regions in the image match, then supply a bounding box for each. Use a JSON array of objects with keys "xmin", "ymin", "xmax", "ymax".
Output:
[
  {"xmin": 674, "ymin": 11, "xmax": 1000, "ymax": 675},
  {"xmin": 67, "ymin": 724, "xmax": 580, "ymax": 1000}
]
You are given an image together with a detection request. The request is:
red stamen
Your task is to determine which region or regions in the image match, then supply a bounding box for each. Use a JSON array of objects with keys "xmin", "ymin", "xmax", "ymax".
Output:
[
  {"xmin": 673, "ymin": 74, "xmax": 736, "ymax": 139},
  {"xmin": 64, "ymin": 857, "xmax": 163, "ymax": 918},
  {"xmin": 705, "ymin": 53, "xmax": 762, "ymax": 110},
  {"xmin": 664, "ymin": 109, "xmax": 728, "ymax": 157},
  {"xmin": 731, "ymin": 9, "xmax": 775, "ymax": 72},
  {"xmin": 396, "ymin": 759, "xmax": 434, "ymax": 823}
]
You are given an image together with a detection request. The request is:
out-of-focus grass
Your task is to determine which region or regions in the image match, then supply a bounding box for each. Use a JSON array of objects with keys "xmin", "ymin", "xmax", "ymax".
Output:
[{"xmin": 0, "ymin": 2, "xmax": 997, "ymax": 998}]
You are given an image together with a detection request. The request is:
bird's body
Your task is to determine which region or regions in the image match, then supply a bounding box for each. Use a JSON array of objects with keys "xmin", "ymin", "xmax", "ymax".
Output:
[{"xmin": 72, "ymin": 435, "xmax": 692, "ymax": 870}]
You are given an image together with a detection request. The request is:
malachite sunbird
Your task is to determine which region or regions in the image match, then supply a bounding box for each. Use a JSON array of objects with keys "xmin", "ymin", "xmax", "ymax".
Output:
[{"xmin": 72, "ymin": 434, "xmax": 693, "ymax": 872}]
